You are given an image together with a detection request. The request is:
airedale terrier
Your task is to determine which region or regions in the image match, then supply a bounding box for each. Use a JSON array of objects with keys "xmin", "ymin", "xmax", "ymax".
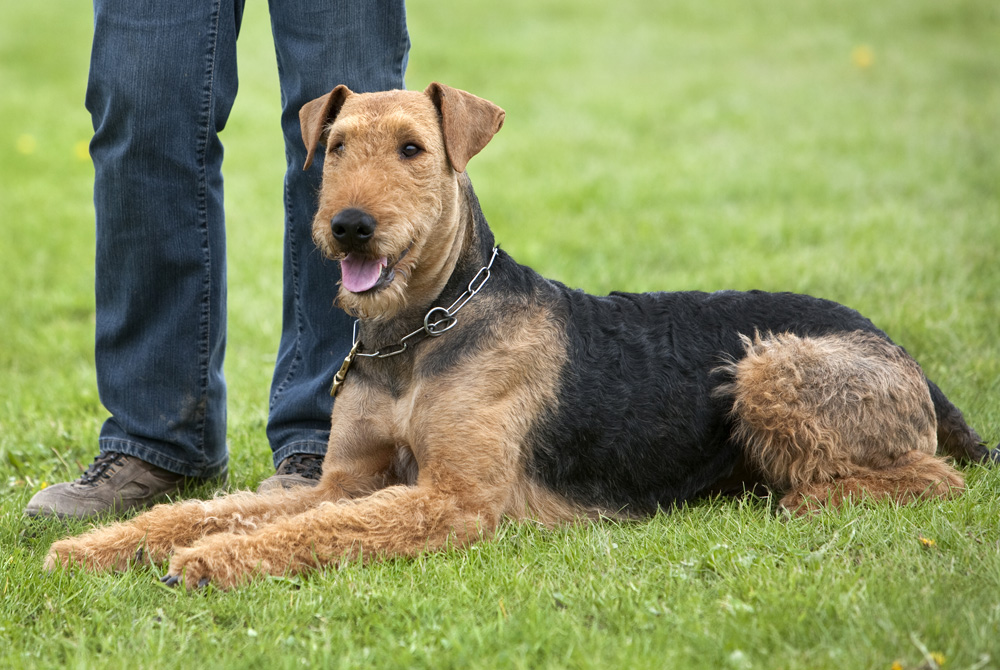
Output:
[{"xmin": 45, "ymin": 83, "xmax": 998, "ymax": 589}]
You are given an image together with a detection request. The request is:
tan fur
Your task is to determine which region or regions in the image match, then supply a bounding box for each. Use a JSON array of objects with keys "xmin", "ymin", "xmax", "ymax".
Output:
[
  {"xmin": 779, "ymin": 450, "xmax": 965, "ymax": 513},
  {"xmin": 43, "ymin": 85, "xmax": 584, "ymax": 587},
  {"xmin": 45, "ymin": 486, "xmax": 326, "ymax": 572},
  {"xmin": 716, "ymin": 331, "xmax": 963, "ymax": 514}
]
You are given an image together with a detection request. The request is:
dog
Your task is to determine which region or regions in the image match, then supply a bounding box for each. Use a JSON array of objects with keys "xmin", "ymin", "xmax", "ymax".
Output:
[{"xmin": 44, "ymin": 83, "xmax": 998, "ymax": 589}]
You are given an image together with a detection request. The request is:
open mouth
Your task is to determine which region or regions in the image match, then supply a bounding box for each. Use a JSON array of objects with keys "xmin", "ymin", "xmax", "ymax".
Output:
[{"xmin": 340, "ymin": 248, "xmax": 409, "ymax": 294}]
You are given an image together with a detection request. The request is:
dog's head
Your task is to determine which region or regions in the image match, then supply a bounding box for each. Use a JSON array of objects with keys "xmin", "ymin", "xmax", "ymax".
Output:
[{"xmin": 300, "ymin": 83, "xmax": 505, "ymax": 321}]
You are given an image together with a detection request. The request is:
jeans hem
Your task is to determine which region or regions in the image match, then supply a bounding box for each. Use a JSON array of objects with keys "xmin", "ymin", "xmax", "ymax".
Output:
[
  {"xmin": 99, "ymin": 438, "xmax": 228, "ymax": 479},
  {"xmin": 271, "ymin": 439, "xmax": 328, "ymax": 470}
]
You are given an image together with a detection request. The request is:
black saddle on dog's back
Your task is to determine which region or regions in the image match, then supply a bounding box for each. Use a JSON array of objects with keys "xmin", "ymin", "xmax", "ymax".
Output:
[{"xmin": 508, "ymin": 259, "xmax": 888, "ymax": 515}]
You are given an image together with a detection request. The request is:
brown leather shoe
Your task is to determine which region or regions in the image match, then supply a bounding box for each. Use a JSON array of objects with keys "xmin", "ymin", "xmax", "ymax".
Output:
[
  {"xmin": 23, "ymin": 452, "xmax": 225, "ymax": 519},
  {"xmin": 256, "ymin": 453, "xmax": 324, "ymax": 493}
]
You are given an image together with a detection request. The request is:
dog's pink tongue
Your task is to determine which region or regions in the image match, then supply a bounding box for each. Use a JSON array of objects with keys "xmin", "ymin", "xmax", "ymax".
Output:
[{"xmin": 341, "ymin": 253, "xmax": 386, "ymax": 293}]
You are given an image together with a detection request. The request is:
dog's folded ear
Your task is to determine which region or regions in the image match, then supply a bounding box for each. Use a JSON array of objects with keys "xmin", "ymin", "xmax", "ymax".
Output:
[
  {"xmin": 425, "ymin": 82, "xmax": 505, "ymax": 173},
  {"xmin": 300, "ymin": 85, "xmax": 352, "ymax": 170}
]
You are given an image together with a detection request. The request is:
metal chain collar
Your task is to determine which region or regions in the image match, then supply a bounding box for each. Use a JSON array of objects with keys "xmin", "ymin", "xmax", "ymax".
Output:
[{"xmin": 330, "ymin": 247, "xmax": 499, "ymax": 396}]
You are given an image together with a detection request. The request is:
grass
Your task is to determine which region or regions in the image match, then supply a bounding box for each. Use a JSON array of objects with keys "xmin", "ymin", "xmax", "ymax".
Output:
[{"xmin": 1, "ymin": 0, "xmax": 998, "ymax": 668}]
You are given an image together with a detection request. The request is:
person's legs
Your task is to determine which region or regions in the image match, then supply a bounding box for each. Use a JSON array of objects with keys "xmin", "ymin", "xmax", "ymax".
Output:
[
  {"xmin": 26, "ymin": 0, "xmax": 242, "ymax": 517},
  {"xmin": 264, "ymin": 1, "xmax": 409, "ymax": 475}
]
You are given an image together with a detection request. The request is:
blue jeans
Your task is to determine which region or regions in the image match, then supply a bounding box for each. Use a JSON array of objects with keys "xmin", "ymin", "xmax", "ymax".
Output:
[{"xmin": 89, "ymin": 0, "xmax": 409, "ymax": 478}]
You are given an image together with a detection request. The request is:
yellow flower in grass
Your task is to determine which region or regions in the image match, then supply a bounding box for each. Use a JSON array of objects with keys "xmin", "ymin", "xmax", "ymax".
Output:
[
  {"xmin": 74, "ymin": 140, "xmax": 90, "ymax": 162},
  {"xmin": 918, "ymin": 536, "xmax": 937, "ymax": 549},
  {"xmin": 852, "ymin": 45, "xmax": 874, "ymax": 69},
  {"xmin": 890, "ymin": 650, "xmax": 946, "ymax": 669},
  {"xmin": 15, "ymin": 134, "xmax": 37, "ymax": 155}
]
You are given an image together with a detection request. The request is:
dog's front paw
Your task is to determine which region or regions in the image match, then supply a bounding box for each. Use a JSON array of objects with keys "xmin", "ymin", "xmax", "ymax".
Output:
[
  {"xmin": 44, "ymin": 539, "xmax": 85, "ymax": 572},
  {"xmin": 45, "ymin": 534, "xmax": 143, "ymax": 573},
  {"xmin": 162, "ymin": 537, "xmax": 260, "ymax": 590}
]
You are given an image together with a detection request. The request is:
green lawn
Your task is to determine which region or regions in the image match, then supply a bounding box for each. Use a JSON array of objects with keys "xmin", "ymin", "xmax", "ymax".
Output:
[{"xmin": 2, "ymin": 0, "xmax": 998, "ymax": 668}]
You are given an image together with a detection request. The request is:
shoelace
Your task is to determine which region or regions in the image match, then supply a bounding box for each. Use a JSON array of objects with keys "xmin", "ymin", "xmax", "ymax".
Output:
[
  {"xmin": 77, "ymin": 451, "xmax": 126, "ymax": 486},
  {"xmin": 278, "ymin": 453, "xmax": 323, "ymax": 480}
]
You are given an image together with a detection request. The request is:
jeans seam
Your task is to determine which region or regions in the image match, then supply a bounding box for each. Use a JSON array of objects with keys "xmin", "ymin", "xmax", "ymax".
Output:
[
  {"xmin": 191, "ymin": 0, "xmax": 225, "ymax": 470},
  {"xmin": 394, "ymin": 6, "xmax": 410, "ymax": 86},
  {"xmin": 269, "ymin": 170, "xmax": 307, "ymax": 408}
]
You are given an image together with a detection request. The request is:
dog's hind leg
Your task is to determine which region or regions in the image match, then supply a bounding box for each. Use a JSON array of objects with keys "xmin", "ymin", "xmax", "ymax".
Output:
[
  {"xmin": 44, "ymin": 486, "xmax": 327, "ymax": 573},
  {"xmin": 778, "ymin": 450, "xmax": 964, "ymax": 514},
  {"xmin": 719, "ymin": 330, "xmax": 964, "ymax": 513}
]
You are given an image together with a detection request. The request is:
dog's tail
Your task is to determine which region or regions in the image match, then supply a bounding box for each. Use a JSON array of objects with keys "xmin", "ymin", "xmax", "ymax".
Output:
[{"xmin": 927, "ymin": 379, "xmax": 1000, "ymax": 464}]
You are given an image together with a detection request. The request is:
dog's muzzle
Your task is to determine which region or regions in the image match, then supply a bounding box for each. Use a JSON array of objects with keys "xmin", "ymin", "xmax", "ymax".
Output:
[{"xmin": 331, "ymin": 208, "xmax": 392, "ymax": 293}]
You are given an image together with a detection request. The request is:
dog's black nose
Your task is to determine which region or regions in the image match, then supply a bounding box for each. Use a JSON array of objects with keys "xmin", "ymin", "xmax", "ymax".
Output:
[{"xmin": 331, "ymin": 208, "xmax": 376, "ymax": 247}]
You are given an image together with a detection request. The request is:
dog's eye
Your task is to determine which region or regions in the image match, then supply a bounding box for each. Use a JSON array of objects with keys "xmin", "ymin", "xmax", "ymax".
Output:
[
  {"xmin": 400, "ymin": 143, "xmax": 423, "ymax": 159},
  {"xmin": 331, "ymin": 141, "xmax": 345, "ymax": 155}
]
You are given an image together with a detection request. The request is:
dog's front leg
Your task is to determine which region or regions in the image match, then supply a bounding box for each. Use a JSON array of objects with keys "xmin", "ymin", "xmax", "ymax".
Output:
[
  {"xmin": 44, "ymin": 486, "xmax": 325, "ymax": 573},
  {"xmin": 45, "ymin": 395, "xmax": 402, "ymax": 575},
  {"xmin": 163, "ymin": 408, "xmax": 531, "ymax": 588},
  {"xmin": 162, "ymin": 484, "xmax": 498, "ymax": 589}
]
